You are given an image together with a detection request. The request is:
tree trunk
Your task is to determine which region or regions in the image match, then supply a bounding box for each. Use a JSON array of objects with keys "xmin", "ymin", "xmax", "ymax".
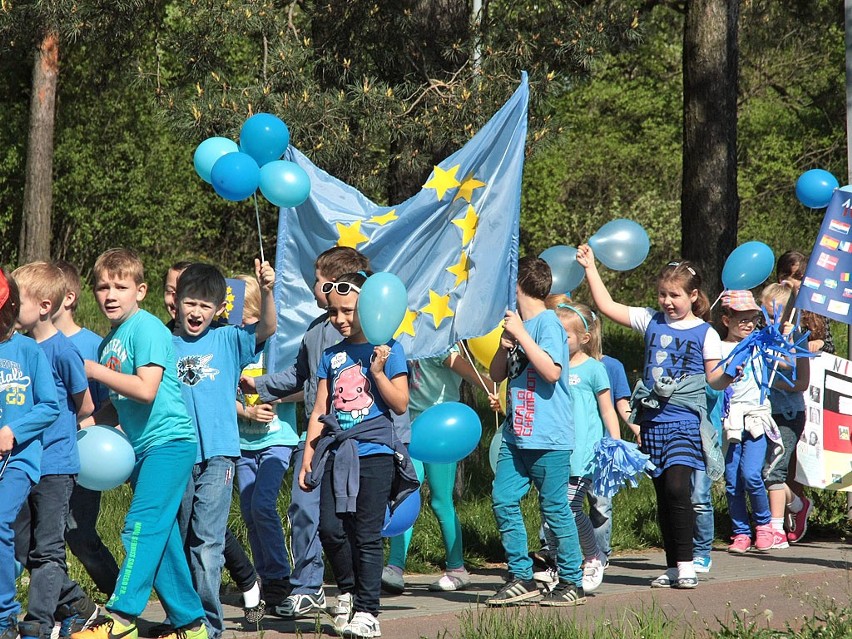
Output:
[
  {"xmin": 681, "ymin": 0, "xmax": 739, "ymax": 304},
  {"xmin": 19, "ymin": 30, "xmax": 60, "ymax": 263}
]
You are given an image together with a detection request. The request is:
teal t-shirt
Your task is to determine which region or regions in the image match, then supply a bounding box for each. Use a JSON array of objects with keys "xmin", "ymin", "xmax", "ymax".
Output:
[
  {"xmin": 99, "ymin": 309, "xmax": 196, "ymax": 455},
  {"xmin": 408, "ymin": 346, "xmax": 461, "ymax": 416},
  {"xmin": 568, "ymin": 358, "xmax": 610, "ymax": 477},
  {"xmin": 238, "ymin": 349, "xmax": 299, "ymax": 450}
]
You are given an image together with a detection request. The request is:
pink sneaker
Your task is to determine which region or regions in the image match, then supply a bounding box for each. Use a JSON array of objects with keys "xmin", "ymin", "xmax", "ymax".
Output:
[
  {"xmin": 754, "ymin": 524, "xmax": 774, "ymax": 552},
  {"xmin": 727, "ymin": 534, "xmax": 751, "ymax": 554},
  {"xmin": 787, "ymin": 497, "xmax": 813, "ymax": 544},
  {"xmin": 769, "ymin": 528, "xmax": 789, "ymax": 550}
]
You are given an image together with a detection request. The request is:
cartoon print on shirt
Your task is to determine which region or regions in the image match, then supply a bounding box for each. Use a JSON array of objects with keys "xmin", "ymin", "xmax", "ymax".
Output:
[
  {"xmin": 177, "ymin": 354, "xmax": 220, "ymax": 386},
  {"xmin": 507, "ymin": 345, "xmax": 529, "ymax": 381},
  {"xmin": 332, "ymin": 363, "xmax": 374, "ymax": 428}
]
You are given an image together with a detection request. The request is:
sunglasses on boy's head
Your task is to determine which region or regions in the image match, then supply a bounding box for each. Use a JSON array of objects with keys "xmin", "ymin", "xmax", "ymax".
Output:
[{"xmin": 321, "ymin": 281, "xmax": 361, "ymax": 296}]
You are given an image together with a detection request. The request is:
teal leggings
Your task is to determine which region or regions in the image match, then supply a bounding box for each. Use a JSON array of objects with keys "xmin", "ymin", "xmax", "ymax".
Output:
[{"xmin": 387, "ymin": 457, "xmax": 465, "ymax": 570}]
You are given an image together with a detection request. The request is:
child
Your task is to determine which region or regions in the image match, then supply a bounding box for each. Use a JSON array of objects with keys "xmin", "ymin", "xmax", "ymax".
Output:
[
  {"xmin": 299, "ymin": 270, "xmax": 417, "ymax": 639},
  {"xmin": 577, "ymin": 248, "xmax": 732, "ymax": 589},
  {"xmin": 0, "ymin": 268, "xmax": 60, "ymax": 639},
  {"xmin": 487, "ymin": 256, "xmax": 584, "ymax": 607},
  {"xmin": 73, "ymin": 248, "xmax": 206, "ymax": 639},
  {"xmin": 718, "ymin": 290, "xmax": 777, "ymax": 554},
  {"xmin": 171, "ymin": 261, "xmax": 276, "ymax": 639},
  {"xmin": 52, "ymin": 260, "xmax": 120, "ymax": 598},
  {"xmin": 11, "ymin": 262, "xmax": 96, "ymax": 639}
]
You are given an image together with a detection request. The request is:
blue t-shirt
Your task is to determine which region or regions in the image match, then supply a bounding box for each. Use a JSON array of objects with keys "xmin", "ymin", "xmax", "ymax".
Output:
[
  {"xmin": 99, "ymin": 309, "xmax": 196, "ymax": 456},
  {"xmin": 317, "ymin": 339, "xmax": 407, "ymax": 456},
  {"xmin": 174, "ymin": 324, "xmax": 260, "ymax": 463},
  {"xmin": 503, "ymin": 310, "xmax": 573, "ymax": 450},
  {"xmin": 568, "ymin": 358, "xmax": 610, "ymax": 477},
  {"xmin": 69, "ymin": 327, "xmax": 110, "ymax": 410},
  {"xmin": 601, "ymin": 355, "xmax": 631, "ymax": 405},
  {"xmin": 39, "ymin": 332, "xmax": 88, "ymax": 475}
]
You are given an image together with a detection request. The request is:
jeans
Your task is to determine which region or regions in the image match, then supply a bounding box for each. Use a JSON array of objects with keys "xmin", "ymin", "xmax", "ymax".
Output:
[
  {"xmin": 318, "ymin": 454, "xmax": 394, "ymax": 616},
  {"xmin": 725, "ymin": 433, "xmax": 771, "ymax": 535},
  {"xmin": 0, "ymin": 467, "xmax": 32, "ymax": 620},
  {"xmin": 587, "ymin": 489, "xmax": 612, "ymax": 560},
  {"xmin": 288, "ymin": 443, "xmax": 324, "ymax": 595},
  {"xmin": 691, "ymin": 468, "xmax": 714, "ymax": 560},
  {"xmin": 178, "ymin": 456, "xmax": 235, "ymax": 639},
  {"xmin": 223, "ymin": 529, "xmax": 257, "ymax": 593},
  {"xmin": 492, "ymin": 441, "xmax": 582, "ymax": 586},
  {"xmin": 66, "ymin": 485, "xmax": 120, "ymax": 596},
  {"xmin": 542, "ymin": 477, "xmax": 599, "ymax": 561},
  {"xmin": 236, "ymin": 446, "xmax": 295, "ymax": 581}
]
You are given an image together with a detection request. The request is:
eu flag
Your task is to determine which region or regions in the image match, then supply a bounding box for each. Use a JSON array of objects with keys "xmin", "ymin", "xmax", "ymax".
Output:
[{"xmin": 268, "ymin": 73, "xmax": 528, "ymax": 369}]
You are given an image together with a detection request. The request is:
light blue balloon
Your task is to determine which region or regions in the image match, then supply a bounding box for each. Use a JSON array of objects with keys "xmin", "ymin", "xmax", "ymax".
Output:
[
  {"xmin": 795, "ymin": 169, "xmax": 838, "ymax": 209},
  {"xmin": 210, "ymin": 152, "xmax": 260, "ymax": 201},
  {"xmin": 588, "ymin": 219, "xmax": 650, "ymax": 271},
  {"xmin": 76, "ymin": 426, "xmax": 136, "ymax": 491},
  {"xmin": 193, "ymin": 137, "xmax": 239, "ymax": 184},
  {"xmin": 489, "ymin": 429, "xmax": 502, "ymax": 475},
  {"xmin": 409, "ymin": 402, "xmax": 482, "ymax": 464},
  {"xmin": 722, "ymin": 241, "xmax": 775, "ymax": 291},
  {"xmin": 259, "ymin": 160, "xmax": 311, "ymax": 208},
  {"xmin": 358, "ymin": 272, "xmax": 408, "ymax": 345},
  {"xmin": 382, "ymin": 490, "xmax": 421, "ymax": 538},
  {"xmin": 239, "ymin": 113, "xmax": 290, "ymax": 167},
  {"xmin": 539, "ymin": 245, "xmax": 585, "ymax": 294}
]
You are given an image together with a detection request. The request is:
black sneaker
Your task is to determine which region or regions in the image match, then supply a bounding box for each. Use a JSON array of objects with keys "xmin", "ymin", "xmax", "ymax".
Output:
[
  {"xmin": 0, "ymin": 616, "xmax": 18, "ymax": 639},
  {"xmin": 261, "ymin": 578, "xmax": 292, "ymax": 607},
  {"xmin": 242, "ymin": 600, "xmax": 265, "ymax": 626},
  {"xmin": 485, "ymin": 578, "xmax": 541, "ymax": 606},
  {"xmin": 59, "ymin": 596, "xmax": 100, "ymax": 638},
  {"xmin": 18, "ymin": 621, "xmax": 42, "ymax": 639},
  {"xmin": 539, "ymin": 581, "xmax": 587, "ymax": 607}
]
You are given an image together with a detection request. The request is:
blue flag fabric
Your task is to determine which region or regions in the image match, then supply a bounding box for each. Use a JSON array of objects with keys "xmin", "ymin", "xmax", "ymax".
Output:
[
  {"xmin": 216, "ymin": 278, "xmax": 247, "ymax": 326},
  {"xmin": 796, "ymin": 189, "xmax": 852, "ymax": 324},
  {"xmin": 268, "ymin": 73, "xmax": 528, "ymax": 370}
]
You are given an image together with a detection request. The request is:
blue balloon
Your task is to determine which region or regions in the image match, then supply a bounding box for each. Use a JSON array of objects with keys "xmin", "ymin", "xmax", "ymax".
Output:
[
  {"xmin": 76, "ymin": 426, "xmax": 136, "ymax": 491},
  {"xmin": 239, "ymin": 113, "xmax": 290, "ymax": 167},
  {"xmin": 358, "ymin": 272, "xmax": 408, "ymax": 345},
  {"xmin": 588, "ymin": 219, "xmax": 650, "ymax": 271},
  {"xmin": 210, "ymin": 152, "xmax": 260, "ymax": 201},
  {"xmin": 259, "ymin": 160, "xmax": 311, "ymax": 208},
  {"xmin": 382, "ymin": 490, "xmax": 421, "ymax": 538},
  {"xmin": 721, "ymin": 241, "xmax": 775, "ymax": 291},
  {"xmin": 795, "ymin": 169, "xmax": 838, "ymax": 209},
  {"xmin": 488, "ymin": 429, "xmax": 502, "ymax": 475},
  {"xmin": 539, "ymin": 245, "xmax": 585, "ymax": 294},
  {"xmin": 193, "ymin": 137, "xmax": 239, "ymax": 184},
  {"xmin": 409, "ymin": 402, "xmax": 482, "ymax": 464}
]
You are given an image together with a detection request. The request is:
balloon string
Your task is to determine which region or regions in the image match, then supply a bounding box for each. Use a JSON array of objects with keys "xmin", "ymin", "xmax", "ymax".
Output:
[
  {"xmin": 709, "ymin": 290, "xmax": 725, "ymax": 311},
  {"xmin": 253, "ymin": 193, "xmax": 265, "ymax": 264},
  {"xmin": 458, "ymin": 340, "xmax": 491, "ymax": 394}
]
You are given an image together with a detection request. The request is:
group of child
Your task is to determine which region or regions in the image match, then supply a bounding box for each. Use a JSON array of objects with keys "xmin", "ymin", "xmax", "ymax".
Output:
[{"xmin": 0, "ymin": 242, "xmax": 821, "ymax": 639}]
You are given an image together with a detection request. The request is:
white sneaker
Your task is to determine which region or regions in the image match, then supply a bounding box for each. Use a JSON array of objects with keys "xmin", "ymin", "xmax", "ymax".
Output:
[
  {"xmin": 581, "ymin": 558, "xmax": 604, "ymax": 593},
  {"xmin": 330, "ymin": 592, "xmax": 353, "ymax": 632},
  {"xmin": 380, "ymin": 566, "xmax": 404, "ymax": 595},
  {"xmin": 275, "ymin": 588, "xmax": 326, "ymax": 618},
  {"xmin": 532, "ymin": 567, "xmax": 558, "ymax": 593},
  {"xmin": 343, "ymin": 611, "xmax": 381, "ymax": 638},
  {"xmin": 428, "ymin": 568, "xmax": 471, "ymax": 591}
]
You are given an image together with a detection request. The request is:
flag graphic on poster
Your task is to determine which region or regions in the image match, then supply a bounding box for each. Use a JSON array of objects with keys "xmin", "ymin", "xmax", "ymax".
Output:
[
  {"xmin": 817, "ymin": 253, "xmax": 839, "ymax": 271},
  {"xmin": 839, "ymin": 241, "xmax": 852, "ymax": 252},
  {"xmin": 843, "ymin": 288, "xmax": 852, "ymax": 299},
  {"xmin": 803, "ymin": 277, "xmax": 821, "ymax": 290},
  {"xmin": 829, "ymin": 219, "xmax": 850, "ymax": 235},
  {"xmin": 842, "ymin": 273, "xmax": 851, "ymax": 282},
  {"xmin": 825, "ymin": 279, "xmax": 838, "ymax": 289},
  {"xmin": 820, "ymin": 235, "xmax": 840, "ymax": 250},
  {"xmin": 811, "ymin": 292, "xmax": 827, "ymax": 304}
]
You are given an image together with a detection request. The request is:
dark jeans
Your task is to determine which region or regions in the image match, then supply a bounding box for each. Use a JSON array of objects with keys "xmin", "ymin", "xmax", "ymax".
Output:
[
  {"xmin": 14, "ymin": 475, "xmax": 88, "ymax": 636},
  {"xmin": 318, "ymin": 454, "xmax": 394, "ymax": 616},
  {"xmin": 224, "ymin": 528, "xmax": 257, "ymax": 592},
  {"xmin": 66, "ymin": 485, "xmax": 120, "ymax": 597},
  {"xmin": 651, "ymin": 465, "xmax": 695, "ymax": 568}
]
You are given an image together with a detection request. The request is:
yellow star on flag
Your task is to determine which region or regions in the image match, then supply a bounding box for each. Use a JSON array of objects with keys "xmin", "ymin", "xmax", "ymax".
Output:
[
  {"xmin": 420, "ymin": 290, "xmax": 455, "ymax": 329},
  {"xmin": 393, "ymin": 309, "xmax": 418, "ymax": 339},
  {"xmin": 423, "ymin": 164, "xmax": 461, "ymax": 200},
  {"xmin": 446, "ymin": 251, "xmax": 470, "ymax": 287},
  {"xmin": 335, "ymin": 220, "xmax": 369, "ymax": 249},
  {"xmin": 453, "ymin": 173, "xmax": 486, "ymax": 203},
  {"xmin": 368, "ymin": 209, "xmax": 398, "ymax": 225},
  {"xmin": 452, "ymin": 205, "xmax": 479, "ymax": 246}
]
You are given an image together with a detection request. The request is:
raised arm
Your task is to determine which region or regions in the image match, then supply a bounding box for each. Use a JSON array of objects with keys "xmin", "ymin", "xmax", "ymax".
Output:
[
  {"xmin": 254, "ymin": 259, "xmax": 277, "ymax": 345},
  {"xmin": 576, "ymin": 245, "xmax": 632, "ymax": 328}
]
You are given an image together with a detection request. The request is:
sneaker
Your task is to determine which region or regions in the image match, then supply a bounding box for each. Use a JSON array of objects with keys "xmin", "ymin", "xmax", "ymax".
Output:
[
  {"xmin": 70, "ymin": 618, "xmax": 138, "ymax": 639},
  {"xmin": 650, "ymin": 573, "xmax": 672, "ymax": 588},
  {"xmin": 754, "ymin": 524, "xmax": 774, "ymax": 552},
  {"xmin": 145, "ymin": 624, "xmax": 174, "ymax": 638},
  {"xmin": 581, "ymin": 558, "xmax": 604, "ymax": 593},
  {"xmin": 769, "ymin": 528, "xmax": 790, "ymax": 550},
  {"xmin": 330, "ymin": 593, "xmax": 353, "ymax": 633},
  {"xmin": 342, "ymin": 611, "xmax": 380, "ymax": 638},
  {"xmin": 17, "ymin": 621, "xmax": 41, "ymax": 639},
  {"xmin": 274, "ymin": 589, "xmax": 327, "ymax": 618},
  {"xmin": 532, "ymin": 567, "xmax": 558, "ymax": 593},
  {"xmin": 379, "ymin": 566, "xmax": 404, "ymax": 595},
  {"xmin": 692, "ymin": 556, "xmax": 712, "ymax": 573},
  {"xmin": 671, "ymin": 577, "xmax": 698, "ymax": 589},
  {"xmin": 485, "ymin": 578, "xmax": 541, "ymax": 606},
  {"xmin": 261, "ymin": 578, "xmax": 292, "ymax": 607},
  {"xmin": 59, "ymin": 597, "xmax": 99, "ymax": 638},
  {"xmin": 242, "ymin": 600, "xmax": 265, "ymax": 626},
  {"xmin": 428, "ymin": 569, "xmax": 471, "ymax": 592},
  {"xmin": 727, "ymin": 534, "xmax": 751, "ymax": 554},
  {"xmin": 156, "ymin": 625, "xmax": 207, "ymax": 639},
  {"xmin": 539, "ymin": 581, "xmax": 586, "ymax": 607},
  {"xmin": 787, "ymin": 497, "xmax": 813, "ymax": 544},
  {"xmin": 0, "ymin": 616, "xmax": 19, "ymax": 639}
]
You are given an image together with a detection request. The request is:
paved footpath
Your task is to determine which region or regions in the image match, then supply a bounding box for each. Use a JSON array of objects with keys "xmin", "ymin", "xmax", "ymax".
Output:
[{"xmin": 139, "ymin": 540, "xmax": 851, "ymax": 638}]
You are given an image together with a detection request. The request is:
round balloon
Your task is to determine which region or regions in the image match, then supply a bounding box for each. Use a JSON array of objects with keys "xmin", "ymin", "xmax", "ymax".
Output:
[
  {"xmin": 795, "ymin": 169, "xmax": 838, "ymax": 209},
  {"xmin": 77, "ymin": 426, "xmax": 136, "ymax": 491},
  {"xmin": 357, "ymin": 272, "xmax": 408, "ymax": 345},
  {"xmin": 488, "ymin": 429, "xmax": 503, "ymax": 475},
  {"xmin": 382, "ymin": 490, "xmax": 421, "ymax": 538},
  {"xmin": 259, "ymin": 160, "xmax": 311, "ymax": 208},
  {"xmin": 211, "ymin": 152, "xmax": 260, "ymax": 201},
  {"xmin": 588, "ymin": 219, "xmax": 650, "ymax": 271},
  {"xmin": 539, "ymin": 245, "xmax": 585, "ymax": 294},
  {"xmin": 721, "ymin": 241, "xmax": 775, "ymax": 291},
  {"xmin": 498, "ymin": 379, "xmax": 508, "ymax": 414},
  {"xmin": 239, "ymin": 113, "xmax": 290, "ymax": 167},
  {"xmin": 193, "ymin": 137, "xmax": 239, "ymax": 184},
  {"xmin": 409, "ymin": 402, "xmax": 482, "ymax": 464},
  {"xmin": 467, "ymin": 325, "xmax": 502, "ymax": 368}
]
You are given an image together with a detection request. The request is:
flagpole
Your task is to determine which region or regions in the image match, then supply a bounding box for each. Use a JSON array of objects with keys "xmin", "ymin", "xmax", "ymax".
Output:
[{"xmin": 844, "ymin": 0, "xmax": 852, "ymax": 523}]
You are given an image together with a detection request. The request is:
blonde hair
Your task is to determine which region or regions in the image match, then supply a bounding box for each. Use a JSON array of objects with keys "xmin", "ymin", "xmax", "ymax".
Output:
[
  {"xmin": 12, "ymin": 261, "xmax": 66, "ymax": 311},
  {"xmin": 548, "ymin": 295, "xmax": 602, "ymax": 359},
  {"xmin": 760, "ymin": 282, "xmax": 795, "ymax": 317},
  {"xmin": 93, "ymin": 248, "xmax": 145, "ymax": 285},
  {"xmin": 235, "ymin": 274, "xmax": 261, "ymax": 324}
]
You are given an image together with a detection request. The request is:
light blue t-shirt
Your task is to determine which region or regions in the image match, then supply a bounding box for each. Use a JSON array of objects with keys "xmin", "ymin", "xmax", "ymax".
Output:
[
  {"xmin": 568, "ymin": 358, "xmax": 610, "ymax": 477},
  {"xmin": 503, "ymin": 310, "xmax": 573, "ymax": 450},
  {"xmin": 99, "ymin": 309, "xmax": 196, "ymax": 456},
  {"xmin": 69, "ymin": 327, "xmax": 110, "ymax": 410},
  {"xmin": 39, "ymin": 332, "xmax": 87, "ymax": 475},
  {"xmin": 601, "ymin": 355, "xmax": 630, "ymax": 403},
  {"xmin": 408, "ymin": 346, "xmax": 461, "ymax": 417},
  {"xmin": 317, "ymin": 339, "xmax": 407, "ymax": 456},
  {"xmin": 238, "ymin": 349, "xmax": 299, "ymax": 450},
  {"xmin": 174, "ymin": 324, "xmax": 260, "ymax": 463}
]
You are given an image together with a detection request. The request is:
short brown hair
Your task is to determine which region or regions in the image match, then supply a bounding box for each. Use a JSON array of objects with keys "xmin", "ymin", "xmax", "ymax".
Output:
[
  {"xmin": 53, "ymin": 260, "xmax": 82, "ymax": 312},
  {"xmin": 315, "ymin": 247, "xmax": 370, "ymax": 281},
  {"xmin": 0, "ymin": 268, "xmax": 20, "ymax": 341},
  {"xmin": 517, "ymin": 256, "xmax": 552, "ymax": 300},
  {"xmin": 93, "ymin": 248, "xmax": 145, "ymax": 285},
  {"xmin": 12, "ymin": 261, "xmax": 66, "ymax": 312}
]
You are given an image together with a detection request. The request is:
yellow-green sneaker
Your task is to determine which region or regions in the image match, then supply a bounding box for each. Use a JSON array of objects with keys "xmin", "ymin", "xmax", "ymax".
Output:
[{"xmin": 70, "ymin": 618, "xmax": 137, "ymax": 639}]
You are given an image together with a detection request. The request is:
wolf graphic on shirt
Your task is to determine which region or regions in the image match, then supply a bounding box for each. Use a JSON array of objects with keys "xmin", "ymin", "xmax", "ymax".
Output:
[
  {"xmin": 332, "ymin": 362, "xmax": 374, "ymax": 429},
  {"xmin": 177, "ymin": 354, "xmax": 220, "ymax": 386}
]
